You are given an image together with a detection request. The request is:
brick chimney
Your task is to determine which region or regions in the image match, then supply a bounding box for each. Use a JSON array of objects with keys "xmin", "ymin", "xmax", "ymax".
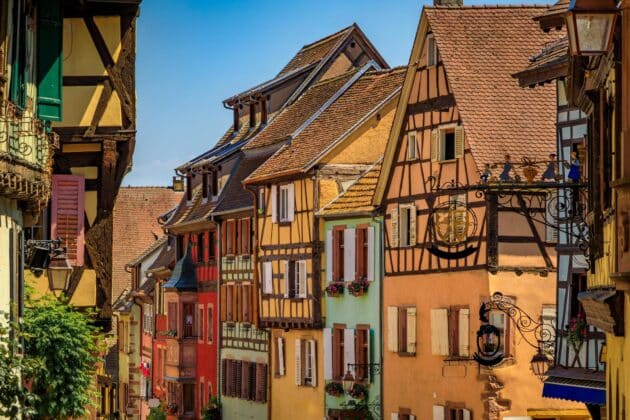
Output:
[{"xmin": 433, "ymin": 0, "xmax": 463, "ymax": 5}]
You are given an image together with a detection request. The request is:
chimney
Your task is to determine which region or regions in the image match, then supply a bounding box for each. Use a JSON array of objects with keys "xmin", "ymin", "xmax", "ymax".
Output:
[{"xmin": 433, "ymin": 0, "xmax": 463, "ymax": 5}]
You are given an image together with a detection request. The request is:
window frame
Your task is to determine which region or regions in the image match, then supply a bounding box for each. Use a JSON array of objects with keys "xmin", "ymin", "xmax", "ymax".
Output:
[
  {"xmin": 207, "ymin": 304, "xmax": 214, "ymax": 343},
  {"xmin": 333, "ymin": 226, "xmax": 345, "ymax": 281},
  {"xmin": 279, "ymin": 184, "xmax": 291, "ymax": 222},
  {"xmin": 407, "ymin": 131, "xmax": 418, "ymax": 161},
  {"xmin": 427, "ymin": 33, "xmax": 438, "ymax": 67}
]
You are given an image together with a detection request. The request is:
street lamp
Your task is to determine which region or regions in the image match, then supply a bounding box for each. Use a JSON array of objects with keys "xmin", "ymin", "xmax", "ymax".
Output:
[
  {"xmin": 530, "ymin": 346, "xmax": 553, "ymax": 381},
  {"xmin": 342, "ymin": 370, "xmax": 355, "ymax": 393},
  {"xmin": 47, "ymin": 248, "xmax": 73, "ymax": 296},
  {"xmin": 26, "ymin": 239, "xmax": 73, "ymax": 297},
  {"xmin": 565, "ymin": 0, "xmax": 617, "ymax": 56}
]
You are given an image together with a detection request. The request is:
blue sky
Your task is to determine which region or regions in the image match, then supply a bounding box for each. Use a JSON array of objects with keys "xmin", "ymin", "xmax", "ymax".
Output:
[{"xmin": 125, "ymin": 0, "xmax": 542, "ymax": 186}]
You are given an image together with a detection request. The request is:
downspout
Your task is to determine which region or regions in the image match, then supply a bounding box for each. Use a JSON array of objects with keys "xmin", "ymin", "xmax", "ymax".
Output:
[
  {"xmin": 208, "ymin": 214, "xmax": 221, "ymax": 405},
  {"xmin": 131, "ymin": 299, "xmax": 143, "ymax": 418},
  {"xmin": 376, "ymin": 209, "xmax": 385, "ymax": 420}
]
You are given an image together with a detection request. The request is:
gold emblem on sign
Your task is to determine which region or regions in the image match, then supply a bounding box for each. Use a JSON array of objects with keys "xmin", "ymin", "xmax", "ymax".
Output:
[{"xmin": 435, "ymin": 202, "xmax": 469, "ymax": 245}]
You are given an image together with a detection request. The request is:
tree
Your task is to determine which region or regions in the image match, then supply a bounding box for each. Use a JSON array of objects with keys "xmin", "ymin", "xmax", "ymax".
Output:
[{"xmin": 22, "ymin": 294, "xmax": 104, "ymax": 418}]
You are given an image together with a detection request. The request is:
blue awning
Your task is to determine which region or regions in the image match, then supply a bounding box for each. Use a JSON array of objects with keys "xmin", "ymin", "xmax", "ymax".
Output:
[{"xmin": 543, "ymin": 379, "xmax": 606, "ymax": 405}]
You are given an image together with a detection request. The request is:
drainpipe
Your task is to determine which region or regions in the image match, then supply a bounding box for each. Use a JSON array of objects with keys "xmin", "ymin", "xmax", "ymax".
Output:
[
  {"xmin": 208, "ymin": 214, "xmax": 221, "ymax": 405},
  {"xmin": 131, "ymin": 299, "xmax": 143, "ymax": 419},
  {"xmin": 376, "ymin": 210, "xmax": 385, "ymax": 420}
]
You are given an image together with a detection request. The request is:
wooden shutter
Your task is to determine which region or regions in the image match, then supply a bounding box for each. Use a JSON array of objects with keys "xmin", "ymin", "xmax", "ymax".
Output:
[
  {"xmin": 256, "ymin": 363, "xmax": 267, "ymax": 402},
  {"xmin": 459, "ymin": 308, "xmax": 470, "ymax": 357},
  {"xmin": 433, "ymin": 405, "xmax": 446, "ymax": 420},
  {"xmin": 344, "ymin": 228, "xmax": 355, "ymax": 281},
  {"xmin": 462, "ymin": 409, "xmax": 471, "ymax": 420},
  {"xmin": 221, "ymin": 222, "xmax": 227, "ymax": 256},
  {"xmin": 235, "ymin": 283, "xmax": 242, "ymax": 322},
  {"xmin": 407, "ymin": 307, "xmax": 417, "ymax": 354},
  {"xmin": 367, "ymin": 226, "xmax": 375, "ymax": 281},
  {"xmin": 271, "ymin": 185, "xmax": 278, "ymax": 223},
  {"xmin": 332, "ymin": 327, "xmax": 343, "ymax": 379},
  {"xmin": 387, "ymin": 306, "xmax": 399, "ymax": 352},
  {"xmin": 431, "ymin": 308, "xmax": 449, "ymax": 355},
  {"xmin": 398, "ymin": 307, "xmax": 407, "ymax": 353},
  {"xmin": 298, "ymin": 260, "xmax": 307, "ymax": 298},
  {"xmin": 221, "ymin": 359, "xmax": 228, "ymax": 396},
  {"xmin": 242, "ymin": 284, "xmax": 251, "ymax": 323},
  {"xmin": 220, "ymin": 285, "xmax": 227, "ymax": 321},
  {"xmin": 355, "ymin": 228, "xmax": 365, "ymax": 280},
  {"xmin": 390, "ymin": 208, "xmax": 399, "ymax": 247},
  {"xmin": 344, "ymin": 328, "xmax": 355, "ymax": 376},
  {"xmin": 326, "ymin": 230, "xmax": 333, "ymax": 282},
  {"xmin": 36, "ymin": 0, "xmax": 63, "ymax": 121},
  {"xmin": 241, "ymin": 218, "xmax": 251, "ymax": 255},
  {"xmin": 454, "ymin": 126, "xmax": 465, "ymax": 158},
  {"xmin": 323, "ymin": 328, "xmax": 332, "ymax": 380},
  {"xmin": 226, "ymin": 284, "xmax": 234, "ymax": 321},
  {"xmin": 294, "ymin": 339, "xmax": 302, "ymax": 385},
  {"xmin": 241, "ymin": 361, "xmax": 250, "ymax": 399},
  {"xmin": 355, "ymin": 327, "xmax": 370, "ymax": 382},
  {"xmin": 263, "ymin": 261, "xmax": 273, "ymax": 294},
  {"xmin": 287, "ymin": 183, "xmax": 295, "ymax": 221},
  {"xmin": 431, "ymin": 129, "xmax": 439, "ymax": 162},
  {"xmin": 409, "ymin": 205, "xmax": 417, "ymax": 246},
  {"xmin": 235, "ymin": 361, "xmax": 243, "ymax": 398},
  {"xmin": 333, "ymin": 229, "xmax": 343, "ymax": 281},
  {"xmin": 308, "ymin": 340, "xmax": 317, "ymax": 387},
  {"xmin": 283, "ymin": 260, "xmax": 290, "ymax": 298},
  {"xmin": 448, "ymin": 308, "xmax": 459, "ymax": 356},
  {"xmin": 51, "ymin": 174, "xmax": 85, "ymax": 266},
  {"xmin": 277, "ymin": 337, "xmax": 285, "ymax": 376}
]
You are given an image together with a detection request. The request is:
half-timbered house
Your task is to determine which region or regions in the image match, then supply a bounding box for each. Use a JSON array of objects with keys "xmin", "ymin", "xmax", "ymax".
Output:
[
  {"xmin": 514, "ymin": 23, "xmax": 606, "ymax": 414},
  {"xmin": 162, "ymin": 24, "xmax": 388, "ymax": 418},
  {"xmin": 373, "ymin": 4, "xmax": 589, "ymax": 419},
  {"xmin": 245, "ymin": 67, "xmax": 404, "ymax": 420},
  {"xmin": 317, "ymin": 160, "xmax": 383, "ymax": 419}
]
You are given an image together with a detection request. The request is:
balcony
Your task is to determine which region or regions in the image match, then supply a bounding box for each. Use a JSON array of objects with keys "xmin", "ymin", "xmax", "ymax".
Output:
[
  {"xmin": 0, "ymin": 99, "xmax": 58, "ymax": 205},
  {"xmin": 587, "ymin": 216, "xmax": 616, "ymax": 290}
]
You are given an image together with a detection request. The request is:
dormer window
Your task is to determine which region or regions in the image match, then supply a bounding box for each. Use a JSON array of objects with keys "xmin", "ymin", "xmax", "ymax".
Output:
[
  {"xmin": 249, "ymin": 103, "xmax": 256, "ymax": 128},
  {"xmin": 427, "ymin": 34, "xmax": 438, "ymax": 67},
  {"xmin": 211, "ymin": 170, "xmax": 219, "ymax": 200},
  {"xmin": 186, "ymin": 174, "xmax": 193, "ymax": 201},
  {"xmin": 233, "ymin": 107, "xmax": 240, "ymax": 132}
]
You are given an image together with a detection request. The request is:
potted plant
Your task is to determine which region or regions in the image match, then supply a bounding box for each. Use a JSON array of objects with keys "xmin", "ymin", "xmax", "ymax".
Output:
[
  {"xmin": 347, "ymin": 383, "xmax": 368, "ymax": 400},
  {"xmin": 148, "ymin": 403, "xmax": 167, "ymax": 420},
  {"xmin": 325, "ymin": 282, "xmax": 345, "ymax": 297},
  {"xmin": 567, "ymin": 312, "xmax": 588, "ymax": 350},
  {"xmin": 325, "ymin": 381, "xmax": 344, "ymax": 397},
  {"xmin": 201, "ymin": 396, "xmax": 222, "ymax": 420},
  {"xmin": 348, "ymin": 278, "xmax": 369, "ymax": 297},
  {"xmin": 166, "ymin": 402, "xmax": 178, "ymax": 415}
]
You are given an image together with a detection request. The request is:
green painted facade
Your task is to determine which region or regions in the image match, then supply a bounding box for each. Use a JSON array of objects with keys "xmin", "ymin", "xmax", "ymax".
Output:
[{"xmin": 323, "ymin": 216, "xmax": 383, "ymax": 419}]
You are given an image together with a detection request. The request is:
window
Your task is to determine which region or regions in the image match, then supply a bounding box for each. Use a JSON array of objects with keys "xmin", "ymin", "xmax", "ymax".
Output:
[
  {"xmin": 207, "ymin": 305, "xmax": 213, "ymax": 343},
  {"xmin": 262, "ymin": 261, "xmax": 273, "ymax": 295},
  {"xmin": 432, "ymin": 405, "xmax": 472, "ymax": 420},
  {"xmin": 186, "ymin": 174, "xmax": 193, "ymax": 201},
  {"xmin": 489, "ymin": 310, "xmax": 512, "ymax": 356},
  {"xmin": 331, "ymin": 325, "xmax": 345, "ymax": 380},
  {"xmin": 407, "ymin": 132, "xmax": 418, "ymax": 160},
  {"xmin": 427, "ymin": 33, "xmax": 437, "ymax": 67},
  {"xmin": 333, "ymin": 228, "xmax": 345, "ymax": 281},
  {"xmin": 222, "ymin": 359, "xmax": 268, "ymax": 402},
  {"xmin": 387, "ymin": 306, "xmax": 417, "ymax": 355},
  {"xmin": 295, "ymin": 339, "xmax": 317, "ymax": 387},
  {"xmin": 197, "ymin": 233, "xmax": 205, "ymax": 263},
  {"xmin": 242, "ymin": 283, "xmax": 252, "ymax": 323},
  {"xmin": 327, "ymin": 226, "xmax": 375, "ymax": 282},
  {"xmin": 274, "ymin": 336, "xmax": 285, "ymax": 377},
  {"xmin": 279, "ymin": 184, "xmax": 291, "ymax": 222},
  {"xmin": 258, "ymin": 188, "xmax": 265, "ymax": 212},
  {"xmin": 168, "ymin": 302, "xmax": 178, "ymax": 333},
  {"xmin": 284, "ymin": 260, "xmax": 307, "ymax": 299},
  {"xmin": 51, "ymin": 175, "xmax": 85, "ymax": 266},
  {"xmin": 431, "ymin": 125, "xmax": 464, "ymax": 162},
  {"xmin": 240, "ymin": 218, "xmax": 251, "ymax": 255},
  {"xmin": 324, "ymin": 325, "xmax": 371, "ymax": 383},
  {"xmin": 211, "ymin": 171, "xmax": 219, "ymax": 199},
  {"xmin": 271, "ymin": 184, "xmax": 294, "ymax": 223},
  {"xmin": 355, "ymin": 228, "xmax": 368, "ymax": 281},
  {"xmin": 222, "ymin": 220, "xmax": 236, "ymax": 256},
  {"xmin": 220, "ymin": 283, "xmax": 252, "ymax": 322},
  {"xmin": 430, "ymin": 307, "xmax": 470, "ymax": 357},
  {"xmin": 182, "ymin": 303, "xmax": 195, "ymax": 338},
  {"xmin": 355, "ymin": 326, "xmax": 370, "ymax": 381},
  {"xmin": 183, "ymin": 383, "xmax": 195, "ymax": 413},
  {"xmin": 208, "ymin": 230, "xmax": 216, "ymax": 261},
  {"xmin": 143, "ymin": 304, "xmax": 154, "ymax": 334},
  {"xmin": 198, "ymin": 305, "xmax": 204, "ymax": 343},
  {"xmin": 392, "ymin": 408, "xmax": 417, "ymax": 420},
  {"xmin": 397, "ymin": 205, "xmax": 416, "ymax": 248}
]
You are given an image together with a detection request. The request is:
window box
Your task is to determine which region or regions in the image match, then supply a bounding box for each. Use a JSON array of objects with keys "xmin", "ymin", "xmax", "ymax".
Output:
[
  {"xmin": 325, "ymin": 381, "xmax": 344, "ymax": 397},
  {"xmin": 325, "ymin": 282, "xmax": 345, "ymax": 297},
  {"xmin": 348, "ymin": 383, "xmax": 368, "ymax": 400},
  {"xmin": 348, "ymin": 279, "xmax": 369, "ymax": 297}
]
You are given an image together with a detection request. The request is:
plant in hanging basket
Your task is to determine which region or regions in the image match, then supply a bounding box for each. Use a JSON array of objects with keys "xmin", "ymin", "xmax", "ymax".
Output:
[
  {"xmin": 348, "ymin": 278, "xmax": 369, "ymax": 296},
  {"xmin": 325, "ymin": 282, "xmax": 345, "ymax": 297},
  {"xmin": 325, "ymin": 381, "xmax": 344, "ymax": 397},
  {"xmin": 348, "ymin": 383, "xmax": 368, "ymax": 400},
  {"xmin": 567, "ymin": 311, "xmax": 588, "ymax": 348}
]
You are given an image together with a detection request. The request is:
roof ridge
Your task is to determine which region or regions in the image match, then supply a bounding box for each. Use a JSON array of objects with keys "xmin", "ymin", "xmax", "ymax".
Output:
[
  {"xmin": 299, "ymin": 24, "xmax": 355, "ymax": 52},
  {"xmin": 427, "ymin": 4, "xmax": 552, "ymax": 9},
  {"xmin": 310, "ymin": 68, "xmax": 360, "ymax": 88},
  {"xmin": 364, "ymin": 66, "xmax": 408, "ymax": 76}
]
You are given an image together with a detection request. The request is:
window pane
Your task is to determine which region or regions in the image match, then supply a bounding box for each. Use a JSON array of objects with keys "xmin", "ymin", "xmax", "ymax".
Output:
[{"xmin": 443, "ymin": 131, "xmax": 455, "ymax": 160}]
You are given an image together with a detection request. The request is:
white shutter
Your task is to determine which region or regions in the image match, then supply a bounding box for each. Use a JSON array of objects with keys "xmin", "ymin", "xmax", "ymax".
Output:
[
  {"xmin": 455, "ymin": 125, "xmax": 465, "ymax": 158},
  {"xmin": 407, "ymin": 307, "xmax": 417, "ymax": 354},
  {"xmin": 298, "ymin": 260, "xmax": 307, "ymax": 298},
  {"xmin": 326, "ymin": 230, "xmax": 333, "ymax": 282},
  {"xmin": 294, "ymin": 339, "xmax": 302, "ymax": 385},
  {"xmin": 387, "ymin": 306, "xmax": 399, "ymax": 352},
  {"xmin": 283, "ymin": 261, "xmax": 289, "ymax": 298},
  {"xmin": 410, "ymin": 416, "xmax": 416, "ymax": 420},
  {"xmin": 263, "ymin": 261, "xmax": 273, "ymax": 294},
  {"xmin": 431, "ymin": 129, "xmax": 439, "ymax": 162},
  {"xmin": 287, "ymin": 184, "xmax": 295, "ymax": 222},
  {"xmin": 323, "ymin": 328, "xmax": 332, "ymax": 380},
  {"xmin": 344, "ymin": 328, "xmax": 355, "ymax": 376},
  {"xmin": 344, "ymin": 228, "xmax": 355, "ymax": 281},
  {"xmin": 546, "ymin": 190, "xmax": 558, "ymax": 243},
  {"xmin": 367, "ymin": 226, "xmax": 375, "ymax": 281},
  {"xmin": 409, "ymin": 205, "xmax": 417, "ymax": 246},
  {"xmin": 433, "ymin": 405, "xmax": 446, "ymax": 420},
  {"xmin": 407, "ymin": 132, "xmax": 417, "ymax": 160},
  {"xmin": 462, "ymin": 409, "xmax": 471, "ymax": 420},
  {"xmin": 458, "ymin": 308, "xmax": 470, "ymax": 357},
  {"xmin": 271, "ymin": 185, "xmax": 278, "ymax": 223},
  {"xmin": 308, "ymin": 340, "xmax": 317, "ymax": 387},
  {"xmin": 431, "ymin": 308, "xmax": 450, "ymax": 356},
  {"xmin": 391, "ymin": 414, "xmax": 400, "ymax": 420},
  {"xmin": 278, "ymin": 337, "xmax": 285, "ymax": 376},
  {"xmin": 390, "ymin": 207, "xmax": 399, "ymax": 247}
]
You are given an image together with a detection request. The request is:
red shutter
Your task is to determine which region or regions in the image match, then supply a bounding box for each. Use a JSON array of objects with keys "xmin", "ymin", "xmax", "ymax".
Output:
[
  {"xmin": 398, "ymin": 308, "xmax": 407, "ymax": 353},
  {"xmin": 449, "ymin": 308, "xmax": 459, "ymax": 357},
  {"xmin": 241, "ymin": 218, "xmax": 251, "ymax": 255},
  {"xmin": 220, "ymin": 285, "xmax": 227, "ymax": 321},
  {"xmin": 221, "ymin": 223, "xmax": 227, "ymax": 256},
  {"xmin": 355, "ymin": 228, "xmax": 365, "ymax": 280},
  {"xmin": 51, "ymin": 174, "xmax": 84, "ymax": 266},
  {"xmin": 256, "ymin": 363, "xmax": 267, "ymax": 402},
  {"xmin": 241, "ymin": 361, "xmax": 250, "ymax": 399}
]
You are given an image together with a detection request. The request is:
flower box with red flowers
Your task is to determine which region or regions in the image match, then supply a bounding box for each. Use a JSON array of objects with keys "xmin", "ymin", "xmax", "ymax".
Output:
[
  {"xmin": 325, "ymin": 282, "xmax": 345, "ymax": 297},
  {"xmin": 348, "ymin": 278, "xmax": 369, "ymax": 297}
]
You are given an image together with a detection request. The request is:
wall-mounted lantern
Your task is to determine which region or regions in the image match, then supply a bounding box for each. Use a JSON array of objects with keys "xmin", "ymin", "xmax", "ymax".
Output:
[
  {"xmin": 26, "ymin": 239, "xmax": 73, "ymax": 297},
  {"xmin": 565, "ymin": 0, "xmax": 618, "ymax": 56}
]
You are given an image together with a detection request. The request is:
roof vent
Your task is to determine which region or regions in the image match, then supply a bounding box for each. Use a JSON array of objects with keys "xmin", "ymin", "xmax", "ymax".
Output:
[{"xmin": 433, "ymin": 0, "xmax": 463, "ymax": 5}]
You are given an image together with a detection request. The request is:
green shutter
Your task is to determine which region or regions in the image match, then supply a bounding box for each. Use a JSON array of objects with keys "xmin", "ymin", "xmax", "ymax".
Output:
[
  {"xmin": 36, "ymin": 0, "xmax": 62, "ymax": 121},
  {"xmin": 9, "ymin": 0, "xmax": 26, "ymax": 108}
]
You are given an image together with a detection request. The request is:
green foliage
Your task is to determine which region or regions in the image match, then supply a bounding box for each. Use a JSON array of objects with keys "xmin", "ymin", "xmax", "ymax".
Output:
[
  {"xmin": 148, "ymin": 404, "xmax": 167, "ymax": 420},
  {"xmin": 201, "ymin": 396, "xmax": 221, "ymax": 420}
]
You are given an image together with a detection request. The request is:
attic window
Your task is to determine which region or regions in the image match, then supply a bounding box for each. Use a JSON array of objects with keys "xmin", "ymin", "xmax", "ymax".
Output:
[
  {"xmin": 186, "ymin": 174, "xmax": 193, "ymax": 201},
  {"xmin": 427, "ymin": 34, "xmax": 437, "ymax": 67}
]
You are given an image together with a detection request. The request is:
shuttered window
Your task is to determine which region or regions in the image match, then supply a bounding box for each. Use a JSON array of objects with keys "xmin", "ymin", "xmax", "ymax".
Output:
[
  {"xmin": 224, "ymin": 220, "xmax": 236, "ymax": 256},
  {"xmin": 36, "ymin": 0, "xmax": 63, "ymax": 121},
  {"xmin": 388, "ymin": 306, "xmax": 416, "ymax": 355},
  {"xmin": 431, "ymin": 307, "xmax": 470, "ymax": 357},
  {"xmin": 51, "ymin": 174, "xmax": 85, "ymax": 266},
  {"xmin": 274, "ymin": 336, "xmax": 285, "ymax": 377},
  {"xmin": 489, "ymin": 310, "xmax": 512, "ymax": 356},
  {"xmin": 333, "ymin": 227, "xmax": 345, "ymax": 281},
  {"xmin": 355, "ymin": 326, "xmax": 370, "ymax": 382},
  {"xmin": 242, "ymin": 283, "xmax": 251, "ymax": 323},
  {"xmin": 262, "ymin": 261, "xmax": 273, "ymax": 295},
  {"xmin": 355, "ymin": 228, "xmax": 370, "ymax": 281},
  {"xmin": 427, "ymin": 33, "xmax": 437, "ymax": 67},
  {"xmin": 407, "ymin": 132, "xmax": 418, "ymax": 160},
  {"xmin": 432, "ymin": 126, "xmax": 465, "ymax": 162},
  {"xmin": 398, "ymin": 205, "xmax": 416, "ymax": 248},
  {"xmin": 207, "ymin": 305, "xmax": 213, "ymax": 343},
  {"xmin": 433, "ymin": 405, "xmax": 472, "ymax": 420},
  {"xmin": 332, "ymin": 325, "xmax": 345, "ymax": 379},
  {"xmin": 240, "ymin": 218, "xmax": 251, "ymax": 255},
  {"xmin": 278, "ymin": 183, "xmax": 294, "ymax": 223},
  {"xmin": 284, "ymin": 260, "xmax": 307, "ymax": 299},
  {"xmin": 222, "ymin": 360, "xmax": 268, "ymax": 402}
]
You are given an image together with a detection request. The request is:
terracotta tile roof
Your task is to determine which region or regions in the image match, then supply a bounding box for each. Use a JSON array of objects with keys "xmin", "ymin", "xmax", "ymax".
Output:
[
  {"xmin": 126, "ymin": 235, "xmax": 168, "ymax": 268},
  {"xmin": 513, "ymin": 36, "xmax": 568, "ymax": 87},
  {"xmin": 163, "ymin": 183, "xmax": 216, "ymax": 231},
  {"xmin": 212, "ymin": 153, "xmax": 271, "ymax": 214},
  {"xmin": 147, "ymin": 236, "xmax": 176, "ymax": 274},
  {"xmin": 277, "ymin": 26, "xmax": 353, "ymax": 77},
  {"xmin": 317, "ymin": 160, "xmax": 381, "ymax": 216},
  {"xmin": 112, "ymin": 187, "xmax": 183, "ymax": 304},
  {"xmin": 533, "ymin": 0, "xmax": 569, "ymax": 31},
  {"xmin": 245, "ymin": 68, "xmax": 405, "ymax": 183},
  {"xmin": 243, "ymin": 71, "xmax": 357, "ymax": 151},
  {"xmin": 424, "ymin": 5, "xmax": 562, "ymax": 172}
]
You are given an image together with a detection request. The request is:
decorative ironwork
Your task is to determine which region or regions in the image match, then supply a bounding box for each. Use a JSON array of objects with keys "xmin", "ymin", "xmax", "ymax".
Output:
[
  {"xmin": 346, "ymin": 363, "xmax": 382, "ymax": 377},
  {"xmin": 0, "ymin": 99, "xmax": 53, "ymax": 167}
]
